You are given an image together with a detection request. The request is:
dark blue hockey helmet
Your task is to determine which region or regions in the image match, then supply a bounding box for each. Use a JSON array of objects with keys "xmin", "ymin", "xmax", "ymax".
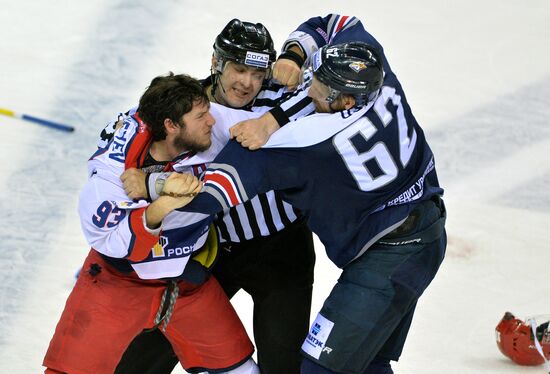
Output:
[
  {"xmin": 311, "ymin": 41, "xmax": 384, "ymax": 105},
  {"xmin": 213, "ymin": 19, "xmax": 276, "ymax": 71}
]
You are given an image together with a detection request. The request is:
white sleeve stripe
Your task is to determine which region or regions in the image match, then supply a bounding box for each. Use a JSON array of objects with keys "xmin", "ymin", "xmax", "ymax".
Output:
[
  {"xmin": 235, "ymin": 203, "xmax": 254, "ymax": 240},
  {"xmin": 266, "ymin": 191, "xmax": 285, "ymax": 231},
  {"xmin": 251, "ymin": 196, "xmax": 272, "ymax": 236},
  {"xmin": 282, "ymin": 200, "xmax": 298, "ymax": 221},
  {"xmin": 221, "ymin": 213, "xmax": 240, "ymax": 242}
]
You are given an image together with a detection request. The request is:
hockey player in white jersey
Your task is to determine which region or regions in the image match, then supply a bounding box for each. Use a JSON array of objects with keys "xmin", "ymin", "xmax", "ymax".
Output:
[
  {"xmin": 112, "ymin": 19, "xmax": 317, "ymax": 374},
  {"xmin": 43, "ymin": 73, "xmax": 262, "ymax": 374}
]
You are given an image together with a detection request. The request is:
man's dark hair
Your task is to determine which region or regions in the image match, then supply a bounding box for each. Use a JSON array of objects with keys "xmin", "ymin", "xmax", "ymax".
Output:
[{"xmin": 138, "ymin": 73, "xmax": 209, "ymax": 141}]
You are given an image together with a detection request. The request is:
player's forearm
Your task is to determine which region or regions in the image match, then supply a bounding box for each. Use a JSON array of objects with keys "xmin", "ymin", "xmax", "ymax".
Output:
[
  {"xmin": 261, "ymin": 111, "xmax": 280, "ymax": 134},
  {"xmin": 145, "ymin": 173, "xmax": 201, "ymax": 227},
  {"xmin": 144, "ymin": 195, "xmax": 183, "ymax": 229}
]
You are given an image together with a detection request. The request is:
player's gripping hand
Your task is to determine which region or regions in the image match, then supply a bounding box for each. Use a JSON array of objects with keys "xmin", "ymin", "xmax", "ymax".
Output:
[
  {"xmin": 121, "ymin": 168, "xmax": 147, "ymax": 200},
  {"xmin": 230, "ymin": 112, "xmax": 279, "ymax": 150},
  {"xmin": 145, "ymin": 174, "xmax": 202, "ymax": 228},
  {"xmin": 161, "ymin": 173, "xmax": 202, "ymax": 200}
]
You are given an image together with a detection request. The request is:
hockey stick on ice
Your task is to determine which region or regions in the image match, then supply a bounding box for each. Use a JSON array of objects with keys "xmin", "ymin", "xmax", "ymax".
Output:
[{"xmin": 0, "ymin": 107, "xmax": 75, "ymax": 132}]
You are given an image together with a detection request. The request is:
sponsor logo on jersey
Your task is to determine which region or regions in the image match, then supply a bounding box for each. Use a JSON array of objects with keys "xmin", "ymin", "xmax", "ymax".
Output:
[
  {"xmin": 386, "ymin": 158, "xmax": 434, "ymax": 208},
  {"xmin": 245, "ymin": 51, "xmax": 269, "ymax": 69},
  {"xmin": 151, "ymin": 235, "xmax": 196, "ymax": 258},
  {"xmin": 152, "ymin": 236, "xmax": 168, "ymax": 257},
  {"xmin": 349, "ymin": 61, "xmax": 367, "ymax": 72}
]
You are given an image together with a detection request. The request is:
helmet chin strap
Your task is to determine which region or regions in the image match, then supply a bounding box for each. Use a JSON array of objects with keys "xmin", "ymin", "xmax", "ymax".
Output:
[
  {"xmin": 328, "ymin": 99, "xmax": 340, "ymax": 113},
  {"xmin": 210, "ymin": 58, "xmax": 227, "ymax": 105},
  {"xmin": 213, "ymin": 76, "xmax": 228, "ymax": 105}
]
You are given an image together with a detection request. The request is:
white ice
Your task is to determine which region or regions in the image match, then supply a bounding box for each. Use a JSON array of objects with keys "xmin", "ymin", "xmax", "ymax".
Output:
[{"xmin": 1, "ymin": 1, "xmax": 549, "ymax": 373}]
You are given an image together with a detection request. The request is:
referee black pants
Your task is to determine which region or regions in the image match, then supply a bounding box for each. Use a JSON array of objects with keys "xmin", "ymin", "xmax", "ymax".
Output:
[{"xmin": 115, "ymin": 219, "xmax": 315, "ymax": 374}]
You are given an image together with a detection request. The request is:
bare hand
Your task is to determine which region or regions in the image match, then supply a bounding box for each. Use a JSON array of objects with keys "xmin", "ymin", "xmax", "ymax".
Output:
[
  {"xmin": 272, "ymin": 58, "xmax": 301, "ymax": 90},
  {"xmin": 144, "ymin": 174, "xmax": 202, "ymax": 228},
  {"xmin": 229, "ymin": 112, "xmax": 280, "ymax": 150},
  {"xmin": 121, "ymin": 168, "xmax": 147, "ymax": 200},
  {"xmin": 161, "ymin": 173, "xmax": 202, "ymax": 198}
]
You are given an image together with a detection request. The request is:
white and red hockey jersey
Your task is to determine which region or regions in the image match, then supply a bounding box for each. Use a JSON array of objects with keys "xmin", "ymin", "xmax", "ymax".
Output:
[{"xmin": 79, "ymin": 103, "xmax": 258, "ymax": 279}]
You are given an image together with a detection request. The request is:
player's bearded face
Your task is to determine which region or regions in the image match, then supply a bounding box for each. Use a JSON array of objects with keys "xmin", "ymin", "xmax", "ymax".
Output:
[
  {"xmin": 173, "ymin": 100, "xmax": 215, "ymax": 153},
  {"xmin": 215, "ymin": 61, "xmax": 266, "ymax": 108}
]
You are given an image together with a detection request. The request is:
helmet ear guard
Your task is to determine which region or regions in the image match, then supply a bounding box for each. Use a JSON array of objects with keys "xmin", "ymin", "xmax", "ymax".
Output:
[
  {"xmin": 211, "ymin": 55, "xmax": 226, "ymax": 75},
  {"xmin": 495, "ymin": 312, "xmax": 550, "ymax": 369}
]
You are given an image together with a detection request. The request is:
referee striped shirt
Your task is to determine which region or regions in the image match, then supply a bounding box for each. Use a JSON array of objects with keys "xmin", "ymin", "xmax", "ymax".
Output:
[{"xmin": 203, "ymin": 76, "xmax": 314, "ymax": 243}]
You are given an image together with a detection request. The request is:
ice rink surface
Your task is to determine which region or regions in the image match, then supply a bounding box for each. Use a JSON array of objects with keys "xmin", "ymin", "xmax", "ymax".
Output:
[{"xmin": 1, "ymin": 1, "xmax": 549, "ymax": 373}]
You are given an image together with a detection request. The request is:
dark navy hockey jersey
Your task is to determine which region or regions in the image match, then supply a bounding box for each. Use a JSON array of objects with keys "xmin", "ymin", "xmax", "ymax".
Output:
[
  {"xmin": 183, "ymin": 71, "xmax": 443, "ymax": 268},
  {"xmin": 284, "ymin": 14, "xmax": 393, "ymax": 76}
]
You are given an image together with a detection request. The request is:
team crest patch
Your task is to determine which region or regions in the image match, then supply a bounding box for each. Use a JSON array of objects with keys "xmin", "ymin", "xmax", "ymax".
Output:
[
  {"xmin": 301, "ymin": 313, "xmax": 335, "ymax": 359},
  {"xmin": 349, "ymin": 61, "xmax": 367, "ymax": 72}
]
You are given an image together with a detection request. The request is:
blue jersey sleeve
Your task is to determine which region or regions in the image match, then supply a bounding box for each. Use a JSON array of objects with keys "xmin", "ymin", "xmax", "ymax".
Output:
[
  {"xmin": 284, "ymin": 14, "xmax": 392, "ymax": 74},
  {"xmin": 182, "ymin": 140, "xmax": 301, "ymax": 215}
]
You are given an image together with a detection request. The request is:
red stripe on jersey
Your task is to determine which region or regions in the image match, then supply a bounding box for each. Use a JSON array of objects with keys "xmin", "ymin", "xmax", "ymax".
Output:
[
  {"xmin": 192, "ymin": 164, "xmax": 206, "ymax": 177},
  {"xmin": 335, "ymin": 16, "xmax": 349, "ymax": 33},
  {"xmin": 126, "ymin": 207, "xmax": 160, "ymax": 262},
  {"xmin": 163, "ymin": 162, "xmax": 175, "ymax": 172},
  {"xmin": 125, "ymin": 113, "xmax": 152, "ymax": 169},
  {"xmin": 205, "ymin": 173, "xmax": 241, "ymax": 206}
]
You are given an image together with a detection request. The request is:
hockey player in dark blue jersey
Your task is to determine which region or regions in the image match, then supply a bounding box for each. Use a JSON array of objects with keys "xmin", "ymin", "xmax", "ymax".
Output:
[
  {"xmin": 231, "ymin": 14, "xmax": 399, "ymax": 148},
  {"xmin": 181, "ymin": 41, "xmax": 447, "ymax": 374},
  {"xmin": 271, "ymin": 14, "xmax": 391, "ymax": 91}
]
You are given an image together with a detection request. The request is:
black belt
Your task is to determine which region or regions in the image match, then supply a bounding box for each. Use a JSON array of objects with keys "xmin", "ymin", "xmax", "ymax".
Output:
[{"xmin": 378, "ymin": 195, "xmax": 446, "ymax": 246}]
